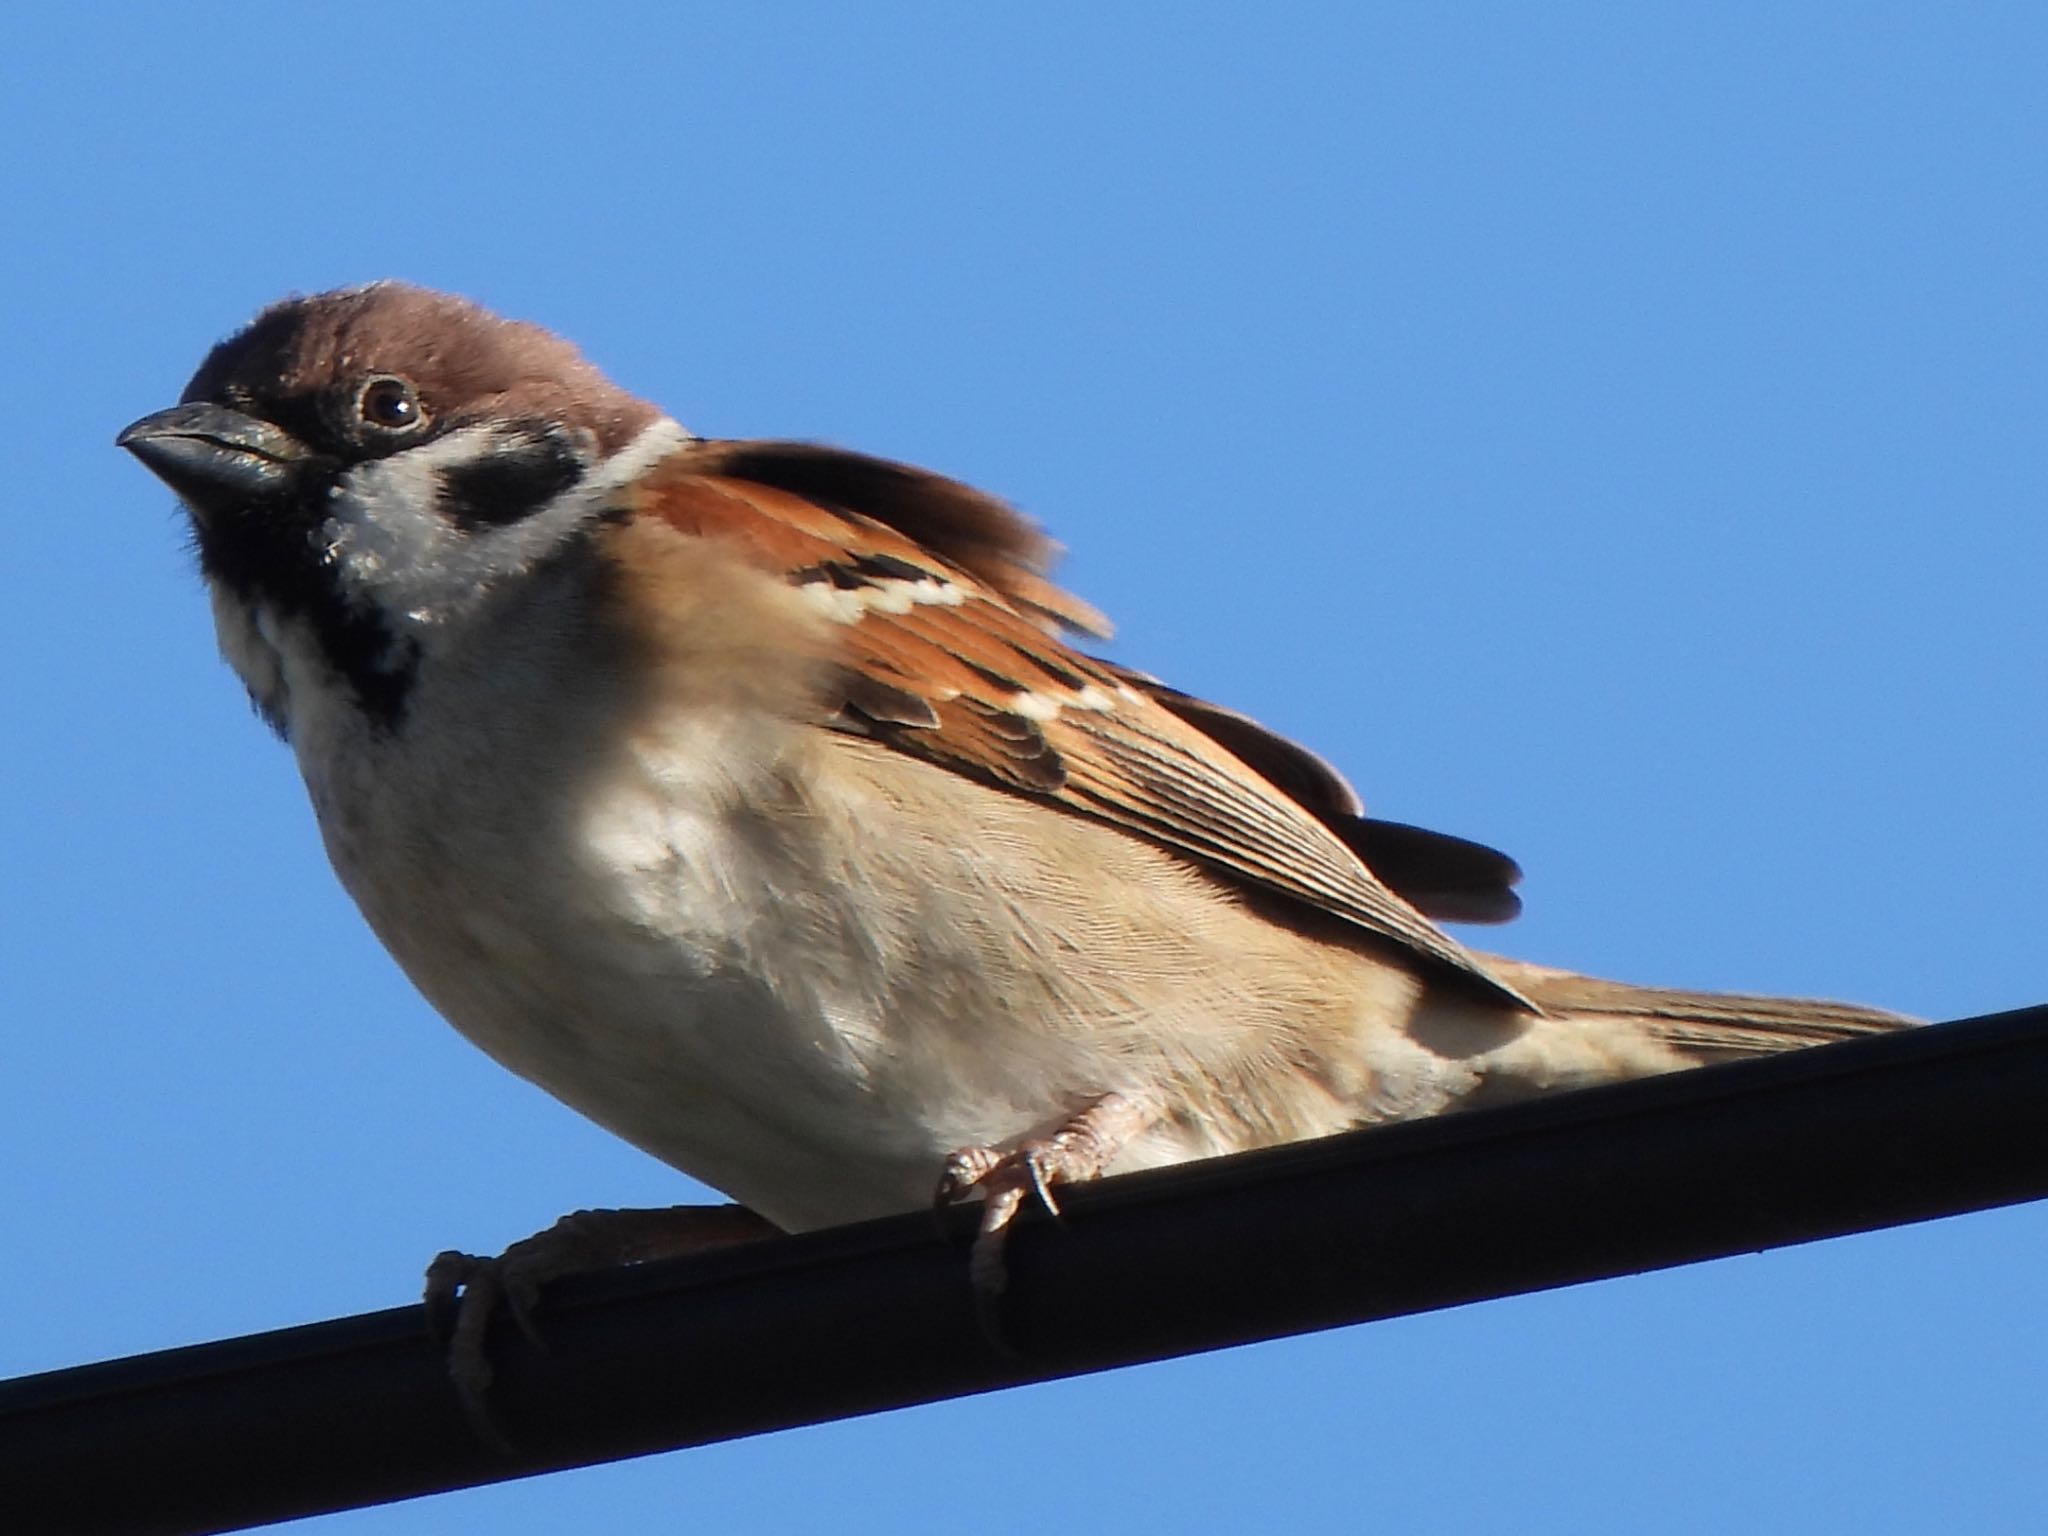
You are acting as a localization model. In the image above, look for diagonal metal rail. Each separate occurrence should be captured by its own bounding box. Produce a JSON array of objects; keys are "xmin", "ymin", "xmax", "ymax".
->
[{"xmin": 3, "ymin": 1004, "xmax": 2043, "ymax": 1536}]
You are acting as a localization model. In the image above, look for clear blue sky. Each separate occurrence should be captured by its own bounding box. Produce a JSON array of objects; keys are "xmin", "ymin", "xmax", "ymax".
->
[{"xmin": 4, "ymin": 6, "xmax": 2043, "ymax": 1531}]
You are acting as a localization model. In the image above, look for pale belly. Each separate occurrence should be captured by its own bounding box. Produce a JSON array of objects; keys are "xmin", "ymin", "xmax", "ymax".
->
[{"xmin": 305, "ymin": 715, "xmax": 1457, "ymax": 1233}]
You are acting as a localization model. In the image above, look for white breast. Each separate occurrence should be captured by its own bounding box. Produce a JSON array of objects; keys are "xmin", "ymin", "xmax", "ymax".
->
[{"xmin": 246, "ymin": 549, "xmax": 1474, "ymax": 1233}]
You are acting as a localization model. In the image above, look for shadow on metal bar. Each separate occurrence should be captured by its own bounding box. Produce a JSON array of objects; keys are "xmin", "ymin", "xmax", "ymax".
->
[{"xmin": 2, "ymin": 1004, "xmax": 2042, "ymax": 1536}]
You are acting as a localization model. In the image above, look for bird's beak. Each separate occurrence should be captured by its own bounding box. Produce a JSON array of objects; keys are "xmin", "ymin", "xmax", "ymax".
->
[{"xmin": 117, "ymin": 403, "xmax": 311, "ymax": 520}]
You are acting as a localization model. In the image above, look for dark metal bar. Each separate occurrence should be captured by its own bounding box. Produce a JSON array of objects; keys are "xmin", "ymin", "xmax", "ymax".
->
[{"xmin": 3, "ymin": 1004, "xmax": 2043, "ymax": 1536}]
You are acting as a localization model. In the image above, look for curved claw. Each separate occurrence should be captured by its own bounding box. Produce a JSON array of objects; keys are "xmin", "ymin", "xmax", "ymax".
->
[
  {"xmin": 1023, "ymin": 1149, "xmax": 1064, "ymax": 1220},
  {"xmin": 932, "ymin": 1093, "xmax": 1157, "ymax": 1329},
  {"xmin": 424, "ymin": 1248, "xmax": 484, "ymax": 1334},
  {"xmin": 418, "ymin": 1205, "xmax": 784, "ymax": 1452},
  {"xmin": 422, "ymin": 1249, "xmax": 515, "ymax": 1453}
]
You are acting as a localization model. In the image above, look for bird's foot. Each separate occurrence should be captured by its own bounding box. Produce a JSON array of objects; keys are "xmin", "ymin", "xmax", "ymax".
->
[
  {"xmin": 934, "ymin": 1092, "xmax": 1154, "ymax": 1307},
  {"xmin": 424, "ymin": 1203, "xmax": 780, "ymax": 1450}
]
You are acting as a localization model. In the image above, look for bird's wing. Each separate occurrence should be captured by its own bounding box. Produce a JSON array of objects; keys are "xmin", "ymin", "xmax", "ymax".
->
[{"xmin": 627, "ymin": 439, "xmax": 1528, "ymax": 1005}]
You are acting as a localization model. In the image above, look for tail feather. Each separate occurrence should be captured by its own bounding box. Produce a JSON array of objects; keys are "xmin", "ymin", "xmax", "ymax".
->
[{"xmin": 1476, "ymin": 953, "xmax": 1916, "ymax": 1066}]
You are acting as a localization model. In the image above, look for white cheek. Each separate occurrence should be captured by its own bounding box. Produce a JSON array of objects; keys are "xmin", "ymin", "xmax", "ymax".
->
[
  {"xmin": 322, "ymin": 427, "xmax": 495, "ymax": 626},
  {"xmin": 208, "ymin": 583, "xmax": 288, "ymax": 720},
  {"xmin": 321, "ymin": 416, "xmax": 694, "ymax": 632}
]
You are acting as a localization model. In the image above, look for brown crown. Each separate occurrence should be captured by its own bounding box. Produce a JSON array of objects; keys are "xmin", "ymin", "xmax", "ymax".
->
[{"xmin": 181, "ymin": 281, "xmax": 661, "ymax": 455}]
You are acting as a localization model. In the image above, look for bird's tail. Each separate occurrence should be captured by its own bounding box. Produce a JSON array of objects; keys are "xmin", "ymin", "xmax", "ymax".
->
[{"xmin": 1476, "ymin": 952, "xmax": 1916, "ymax": 1067}]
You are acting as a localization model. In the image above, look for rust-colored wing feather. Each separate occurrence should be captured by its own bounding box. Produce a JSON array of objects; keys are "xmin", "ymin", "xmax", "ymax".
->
[{"xmin": 629, "ymin": 439, "xmax": 1526, "ymax": 1004}]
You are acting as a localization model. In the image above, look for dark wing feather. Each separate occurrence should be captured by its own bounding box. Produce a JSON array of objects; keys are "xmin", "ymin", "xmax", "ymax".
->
[
  {"xmin": 1338, "ymin": 820, "xmax": 1522, "ymax": 924},
  {"xmin": 1099, "ymin": 664, "xmax": 1523, "ymax": 924}
]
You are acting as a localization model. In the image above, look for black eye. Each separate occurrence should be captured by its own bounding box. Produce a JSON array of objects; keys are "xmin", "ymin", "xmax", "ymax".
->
[{"xmin": 356, "ymin": 376, "xmax": 426, "ymax": 433}]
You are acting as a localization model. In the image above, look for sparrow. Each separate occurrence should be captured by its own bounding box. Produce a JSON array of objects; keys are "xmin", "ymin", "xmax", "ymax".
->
[{"xmin": 118, "ymin": 281, "xmax": 1910, "ymax": 1357}]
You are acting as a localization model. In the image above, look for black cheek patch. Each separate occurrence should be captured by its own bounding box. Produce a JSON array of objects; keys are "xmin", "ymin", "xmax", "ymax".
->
[
  {"xmin": 195, "ymin": 508, "xmax": 420, "ymax": 736},
  {"xmin": 438, "ymin": 432, "xmax": 583, "ymax": 529}
]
